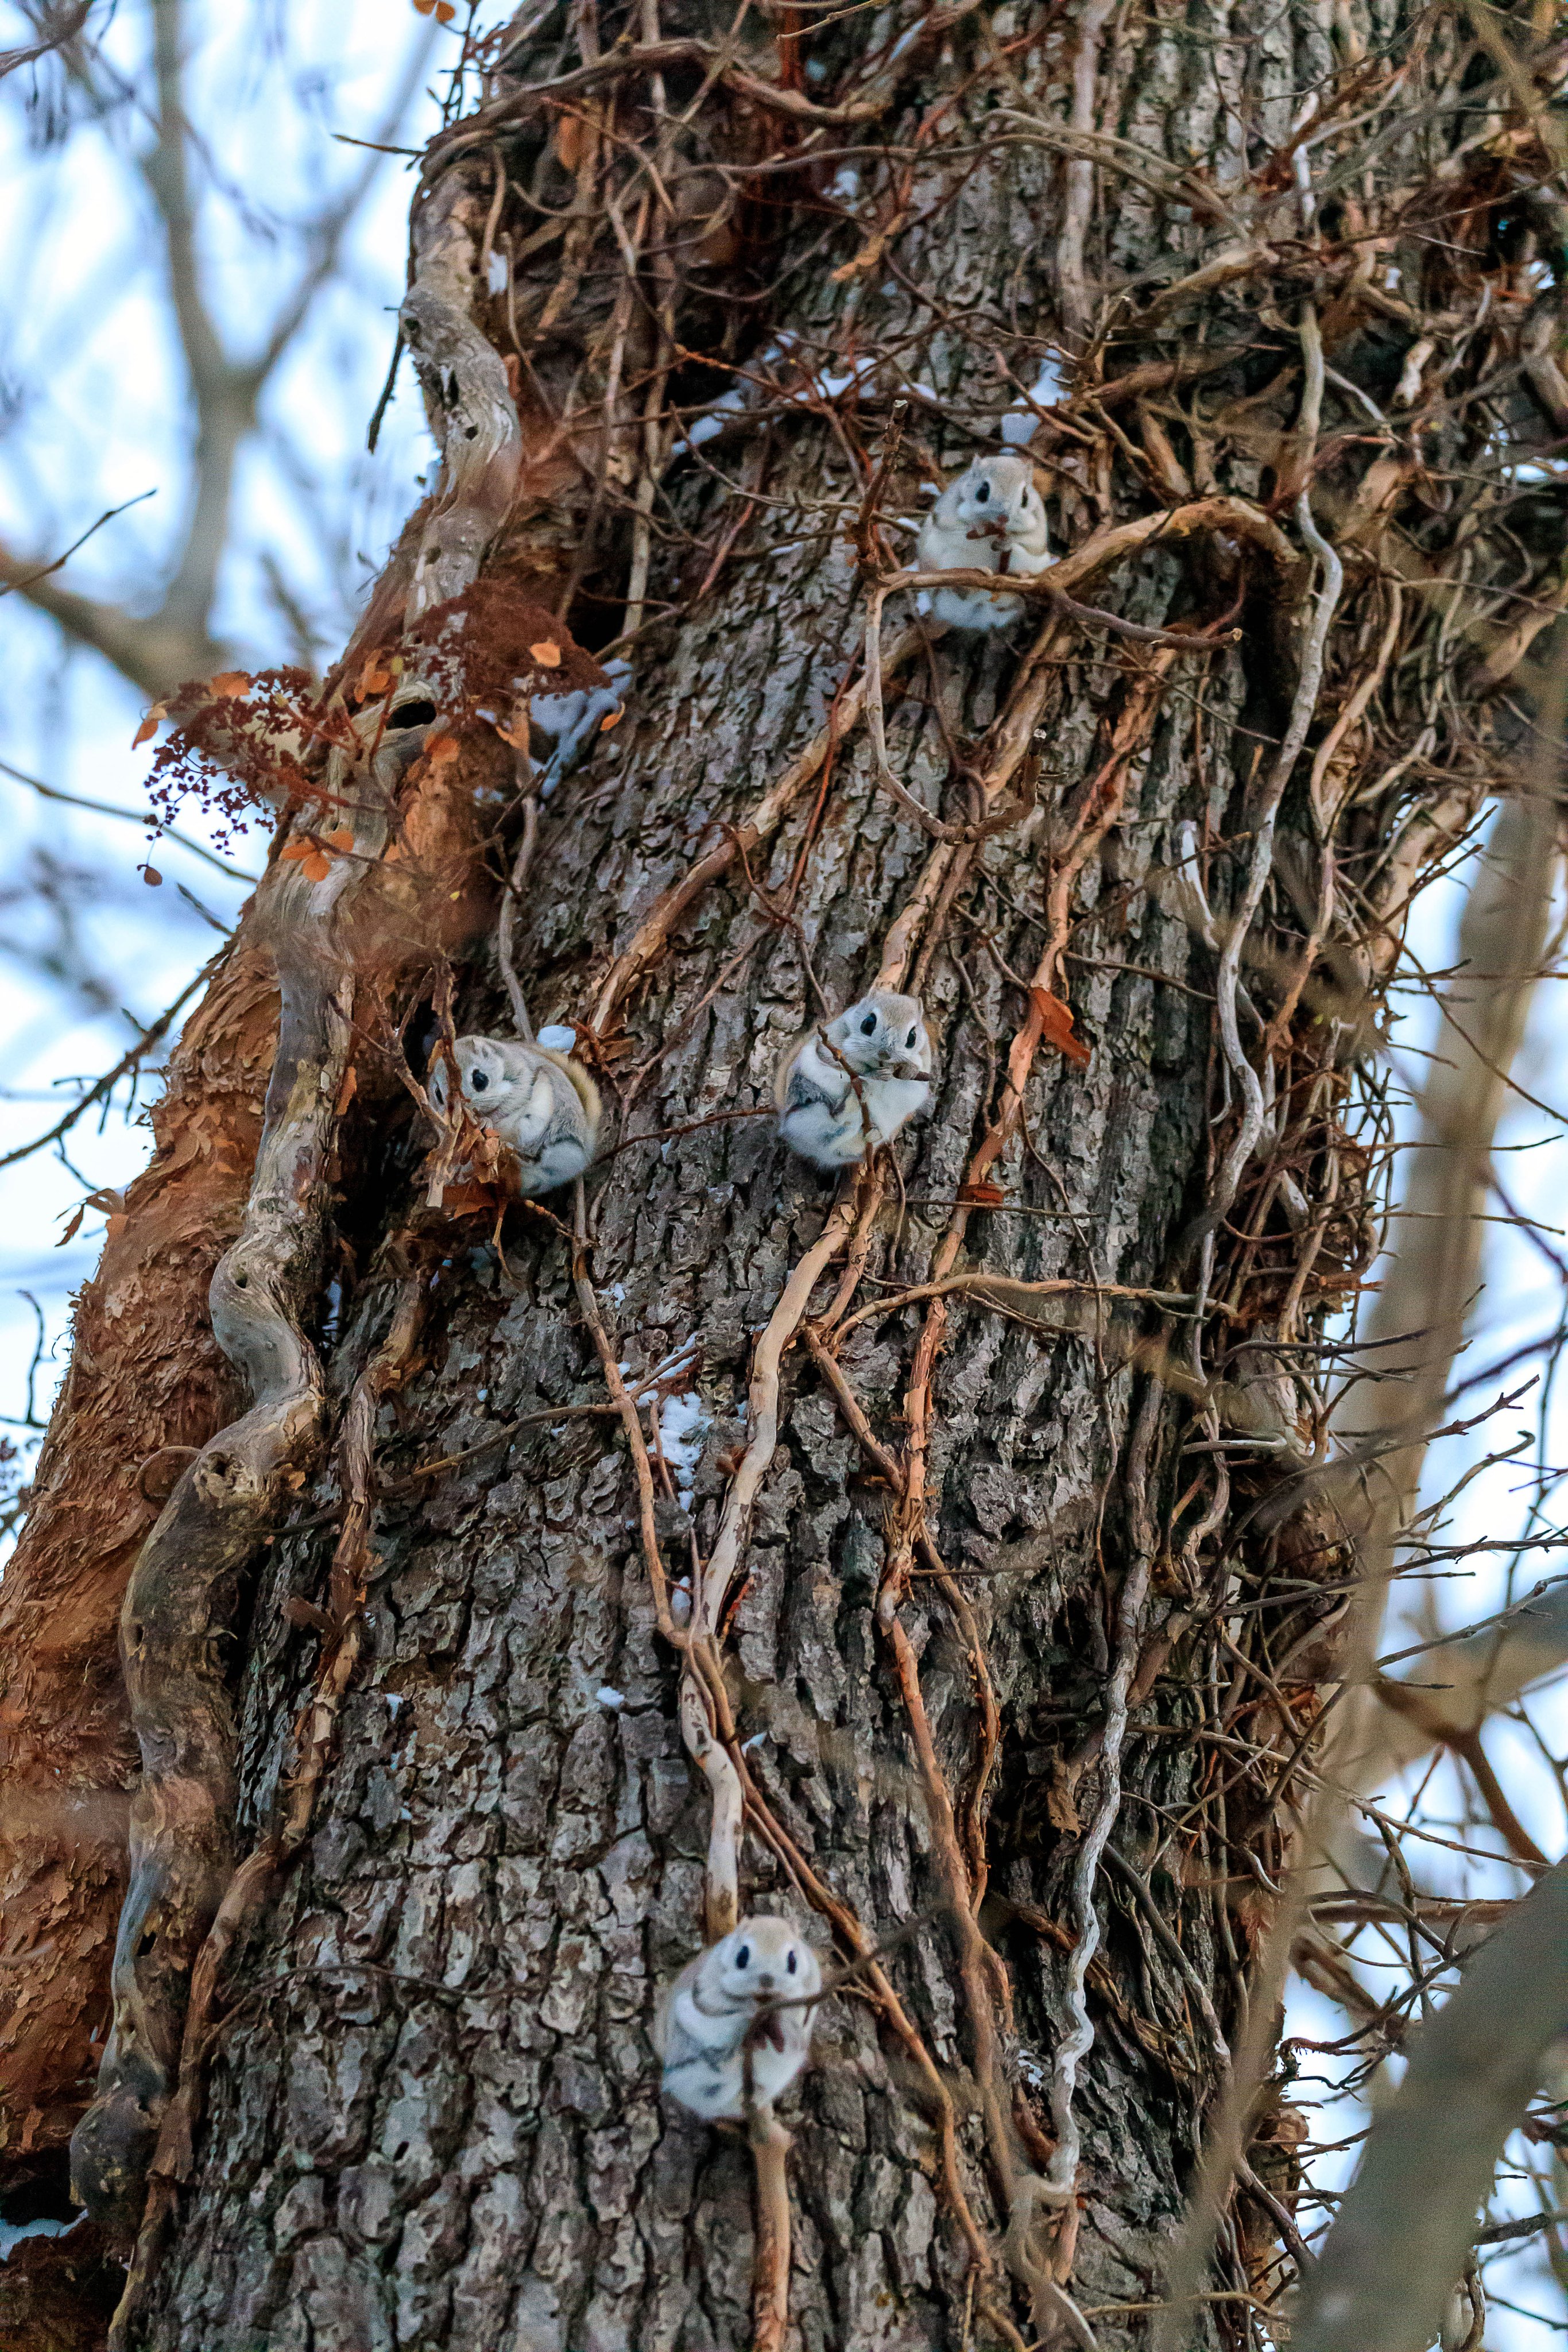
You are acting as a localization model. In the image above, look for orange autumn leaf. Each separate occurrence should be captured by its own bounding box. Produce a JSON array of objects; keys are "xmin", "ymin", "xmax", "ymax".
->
[
  {"xmin": 324, "ymin": 829, "xmax": 355, "ymax": 854},
  {"xmin": 132, "ymin": 701, "xmax": 167, "ymax": 748},
  {"xmin": 575, "ymin": 1025, "xmax": 636, "ymax": 1070},
  {"xmin": 958, "ymin": 1179, "xmax": 1008, "ymax": 1208},
  {"xmin": 552, "ymin": 111, "xmax": 589, "ymax": 173},
  {"xmin": 1031, "ymin": 986, "xmax": 1091, "ymax": 1069},
  {"xmin": 142, "ymin": 865, "xmax": 163, "ymax": 887},
  {"xmin": 281, "ymin": 839, "xmax": 332, "ymax": 884},
  {"xmin": 413, "ymin": 0, "xmax": 456, "ymax": 19},
  {"xmin": 425, "ymin": 733, "xmax": 460, "ymax": 767},
  {"xmin": 440, "ymin": 1181, "xmax": 503, "ymax": 1218},
  {"xmin": 208, "ymin": 671, "xmax": 250, "ymax": 697},
  {"xmin": 599, "ymin": 707, "xmax": 622, "ymax": 732},
  {"xmin": 529, "ymin": 640, "xmax": 562, "ymax": 669}
]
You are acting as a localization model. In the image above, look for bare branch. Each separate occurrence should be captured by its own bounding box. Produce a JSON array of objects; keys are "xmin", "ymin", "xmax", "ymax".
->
[
  {"xmin": 1293, "ymin": 1860, "xmax": 1568, "ymax": 2352},
  {"xmin": 0, "ymin": 490, "xmax": 154, "ymax": 600},
  {"xmin": 0, "ymin": 950, "xmax": 223, "ymax": 1175},
  {"xmin": 0, "ymin": 0, "xmax": 95, "ymax": 80},
  {"xmin": 0, "ymin": 753, "xmax": 259, "ymax": 884},
  {"xmin": 1329, "ymin": 768, "xmax": 1564, "ymax": 1798},
  {"xmin": 3, "ymin": 3, "xmax": 432, "ymax": 695},
  {"xmin": 0, "ymin": 540, "xmax": 223, "ymax": 699}
]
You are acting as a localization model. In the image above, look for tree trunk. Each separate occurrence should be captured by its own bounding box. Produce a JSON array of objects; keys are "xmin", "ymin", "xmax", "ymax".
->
[{"xmin": 1, "ymin": 2, "xmax": 1558, "ymax": 2347}]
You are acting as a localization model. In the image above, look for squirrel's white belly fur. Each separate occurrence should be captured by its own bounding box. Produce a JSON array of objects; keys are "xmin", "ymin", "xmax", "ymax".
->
[{"xmin": 779, "ymin": 1070, "xmax": 932, "ymax": 1169}]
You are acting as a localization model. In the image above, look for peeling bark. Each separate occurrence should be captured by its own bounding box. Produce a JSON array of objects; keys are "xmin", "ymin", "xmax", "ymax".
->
[
  {"xmin": 0, "ymin": 948, "xmax": 277, "ymax": 2157},
  {"xmin": 69, "ymin": 150, "xmax": 535, "ymax": 2240}
]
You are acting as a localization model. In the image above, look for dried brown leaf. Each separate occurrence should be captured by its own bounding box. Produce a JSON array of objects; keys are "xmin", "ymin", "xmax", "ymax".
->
[{"xmin": 1031, "ymin": 985, "xmax": 1091, "ymax": 1068}]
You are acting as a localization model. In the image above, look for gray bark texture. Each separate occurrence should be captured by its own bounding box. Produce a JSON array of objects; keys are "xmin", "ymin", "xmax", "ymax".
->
[
  {"xmin": 167, "ymin": 751, "xmax": 1212, "ymax": 2343},
  {"xmin": 2, "ymin": 0, "xmax": 1561, "ymax": 2345}
]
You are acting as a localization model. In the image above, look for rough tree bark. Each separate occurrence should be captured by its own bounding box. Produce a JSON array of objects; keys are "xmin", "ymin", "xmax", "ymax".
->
[{"xmin": 1, "ymin": 2, "xmax": 1562, "ymax": 2349}]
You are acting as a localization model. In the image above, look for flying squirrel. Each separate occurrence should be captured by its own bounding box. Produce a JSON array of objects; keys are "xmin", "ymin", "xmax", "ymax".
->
[
  {"xmin": 653, "ymin": 1916, "xmax": 822, "ymax": 2120},
  {"xmin": 915, "ymin": 451, "xmax": 1050, "ymax": 631},
  {"xmin": 774, "ymin": 989, "xmax": 933, "ymax": 1170},
  {"xmin": 428, "ymin": 1034, "xmax": 601, "ymax": 1197}
]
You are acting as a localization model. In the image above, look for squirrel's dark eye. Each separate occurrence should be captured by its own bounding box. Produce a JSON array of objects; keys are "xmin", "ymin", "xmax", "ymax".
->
[
  {"xmin": 861, "ymin": 1012, "xmax": 877, "ymax": 1036},
  {"xmin": 471, "ymin": 1070, "xmax": 489, "ymax": 1092},
  {"xmin": 735, "ymin": 1944, "xmax": 750, "ymax": 1969},
  {"xmin": 974, "ymin": 479, "xmax": 990, "ymax": 504},
  {"xmin": 907, "ymin": 1027, "xmax": 917, "ymax": 1049},
  {"xmin": 786, "ymin": 1949, "xmax": 798, "ymax": 1974}
]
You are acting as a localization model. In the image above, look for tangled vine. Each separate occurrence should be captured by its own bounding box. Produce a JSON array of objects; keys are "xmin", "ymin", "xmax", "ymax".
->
[{"xmin": 30, "ymin": 2, "xmax": 1568, "ymax": 2347}]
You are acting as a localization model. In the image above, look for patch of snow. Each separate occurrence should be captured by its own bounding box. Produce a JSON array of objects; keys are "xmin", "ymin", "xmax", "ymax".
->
[
  {"xmin": 1000, "ymin": 354, "xmax": 1067, "ymax": 444},
  {"xmin": 742, "ymin": 1731, "xmax": 766, "ymax": 1753},
  {"xmin": 597, "ymin": 1685, "xmax": 626, "ymax": 1710},
  {"xmin": 673, "ymin": 383, "xmax": 749, "ymax": 455},
  {"xmin": 670, "ymin": 1581, "xmax": 692, "ymax": 1627},
  {"xmin": 633, "ymin": 1340, "xmax": 702, "ymax": 1399},
  {"xmin": 537, "ymin": 1024, "xmax": 576, "ymax": 1052},
  {"xmin": 532, "ymin": 688, "xmax": 589, "ymax": 736},
  {"xmin": 0, "ymin": 2216, "xmax": 79, "ymax": 2262},
  {"xmin": 528, "ymin": 660, "xmax": 631, "ymax": 795},
  {"xmin": 1016, "ymin": 2043, "xmax": 1048, "ymax": 2091},
  {"xmin": 486, "ymin": 249, "xmax": 509, "ymax": 296},
  {"xmin": 808, "ymin": 353, "xmax": 877, "ymax": 403},
  {"xmin": 828, "ymin": 164, "xmax": 860, "ymax": 204},
  {"xmin": 659, "ymin": 1390, "xmax": 708, "ymax": 1510}
]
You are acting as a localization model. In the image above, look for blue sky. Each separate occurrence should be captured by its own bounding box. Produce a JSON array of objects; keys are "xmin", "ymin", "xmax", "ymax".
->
[{"xmin": 0, "ymin": 0, "xmax": 451, "ymax": 1432}]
